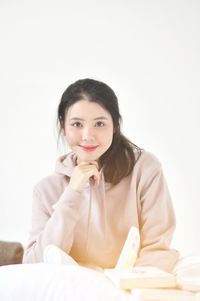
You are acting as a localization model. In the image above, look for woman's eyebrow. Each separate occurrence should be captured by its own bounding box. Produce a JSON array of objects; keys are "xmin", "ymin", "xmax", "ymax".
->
[
  {"xmin": 70, "ymin": 116, "xmax": 108, "ymax": 121},
  {"xmin": 94, "ymin": 116, "xmax": 108, "ymax": 120}
]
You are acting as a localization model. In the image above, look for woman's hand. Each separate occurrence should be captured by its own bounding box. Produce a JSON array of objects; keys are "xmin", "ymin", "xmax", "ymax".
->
[{"xmin": 69, "ymin": 161, "xmax": 100, "ymax": 192}]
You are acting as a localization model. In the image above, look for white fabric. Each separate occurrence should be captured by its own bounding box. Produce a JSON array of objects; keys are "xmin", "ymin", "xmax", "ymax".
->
[
  {"xmin": 43, "ymin": 245, "xmax": 79, "ymax": 266},
  {"xmin": 0, "ymin": 263, "xmax": 130, "ymax": 301},
  {"xmin": 43, "ymin": 245, "xmax": 200, "ymax": 292},
  {"xmin": 0, "ymin": 253, "xmax": 200, "ymax": 301},
  {"xmin": 173, "ymin": 254, "xmax": 200, "ymax": 292}
]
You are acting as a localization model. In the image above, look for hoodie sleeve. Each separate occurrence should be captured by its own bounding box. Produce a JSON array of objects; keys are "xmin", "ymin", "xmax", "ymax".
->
[
  {"xmin": 135, "ymin": 157, "xmax": 179, "ymax": 272},
  {"xmin": 23, "ymin": 184, "xmax": 83, "ymax": 263}
]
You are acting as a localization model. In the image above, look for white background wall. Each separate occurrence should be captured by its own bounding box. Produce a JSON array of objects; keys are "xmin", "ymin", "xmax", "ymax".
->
[{"xmin": 0, "ymin": 0, "xmax": 199, "ymax": 256}]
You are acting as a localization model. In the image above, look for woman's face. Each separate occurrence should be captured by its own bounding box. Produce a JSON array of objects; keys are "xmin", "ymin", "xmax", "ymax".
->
[{"xmin": 63, "ymin": 100, "xmax": 114, "ymax": 164}]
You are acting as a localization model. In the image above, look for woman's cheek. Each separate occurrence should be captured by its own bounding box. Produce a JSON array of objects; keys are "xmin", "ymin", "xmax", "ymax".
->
[{"xmin": 65, "ymin": 129, "xmax": 79, "ymax": 146}]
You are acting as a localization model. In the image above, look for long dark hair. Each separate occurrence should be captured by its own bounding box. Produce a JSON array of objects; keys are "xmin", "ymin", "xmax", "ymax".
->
[{"xmin": 57, "ymin": 78, "xmax": 142, "ymax": 185}]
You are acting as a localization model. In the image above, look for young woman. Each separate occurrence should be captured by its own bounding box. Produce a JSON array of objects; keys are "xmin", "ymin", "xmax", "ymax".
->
[{"xmin": 23, "ymin": 78, "xmax": 179, "ymax": 271}]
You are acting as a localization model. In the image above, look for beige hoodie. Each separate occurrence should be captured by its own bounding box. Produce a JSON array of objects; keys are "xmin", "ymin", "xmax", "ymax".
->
[{"xmin": 23, "ymin": 150, "xmax": 179, "ymax": 271}]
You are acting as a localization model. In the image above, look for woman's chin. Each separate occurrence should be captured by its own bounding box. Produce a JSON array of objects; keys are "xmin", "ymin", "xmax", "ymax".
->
[{"xmin": 76, "ymin": 153, "xmax": 99, "ymax": 164}]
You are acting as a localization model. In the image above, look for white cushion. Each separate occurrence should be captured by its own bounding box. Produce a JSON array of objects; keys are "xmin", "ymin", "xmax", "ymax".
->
[{"xmin": 0, "ymin": 263, "xmax": 128, "ymax": 301}]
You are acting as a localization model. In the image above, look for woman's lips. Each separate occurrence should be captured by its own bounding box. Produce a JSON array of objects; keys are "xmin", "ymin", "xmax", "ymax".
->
[{"xmin": 80, "ymin": 145, "xmax": 98, "ymax": 152}]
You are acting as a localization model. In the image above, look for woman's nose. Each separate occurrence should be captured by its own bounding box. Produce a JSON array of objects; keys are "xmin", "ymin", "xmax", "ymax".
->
[{"xmin": 82, "ymin": 127, "xmax": 95, "ymax": 141}]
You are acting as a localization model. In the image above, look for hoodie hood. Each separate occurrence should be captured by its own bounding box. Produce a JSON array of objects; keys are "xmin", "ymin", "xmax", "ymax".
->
[
  {"xmin": 55, "ymin": 147, "xmax": 142, "ymax": 180},
  {"xmin": 55, "ymin": 152, "xmax": 77, "ymax": 177}
]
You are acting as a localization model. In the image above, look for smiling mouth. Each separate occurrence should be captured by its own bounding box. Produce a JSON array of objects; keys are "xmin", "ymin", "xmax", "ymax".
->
[{"xmin": 80, "ymin": 145, "xmax": 98, "ymax": 152}]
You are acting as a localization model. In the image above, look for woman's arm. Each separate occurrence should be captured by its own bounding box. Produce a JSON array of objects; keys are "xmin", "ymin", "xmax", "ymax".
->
[
  {"xmin": 23, "ymin": 185, "xmax": 83, "ymax": 263},
  {"xmin": 135, "ymin": 163, "xmax": 179, "ymax": 272},
  {"xmin": 23, "ymin": 161, "xmax": 100, "ymax": 264}
]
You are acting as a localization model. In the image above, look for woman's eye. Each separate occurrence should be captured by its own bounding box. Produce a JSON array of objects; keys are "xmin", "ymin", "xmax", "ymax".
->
[
  {"xmin": 95, "ymin": 121, "xmax": 105, "ymax": 127},
  {"xmin": 71, "ymin": 122, "xmax": 83, "ymax": 127}
]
